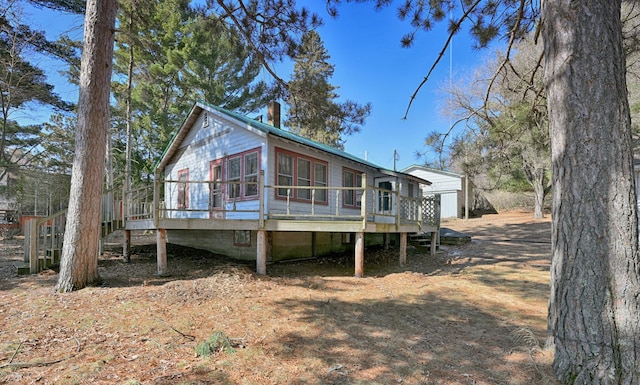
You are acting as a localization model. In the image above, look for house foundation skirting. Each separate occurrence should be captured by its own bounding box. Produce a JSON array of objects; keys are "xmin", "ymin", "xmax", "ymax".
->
[{"xmin": 124, "ymin": 228, "xmax": 438, "ymax": 278}]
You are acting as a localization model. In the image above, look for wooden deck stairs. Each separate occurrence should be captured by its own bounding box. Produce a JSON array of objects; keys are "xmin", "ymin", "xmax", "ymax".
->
[
  {"xmin": 18, "ymin": 189, "xmax": 125, "ymax": 275},
  {"xmin": 408, "ymin": 227, "xmax": 472, "ymax": 252},
  {"xmin": 409, "ymin": 232, "xmax": 440, "ymax": 252}
]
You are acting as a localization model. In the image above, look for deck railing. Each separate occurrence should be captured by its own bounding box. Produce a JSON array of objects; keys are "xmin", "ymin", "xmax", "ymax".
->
[
  {"xmin": 121, "ymin": 172, "xmax": 440, "ymax": 229},
  {"xmin": 124, "ymin": 184, "xmax": 155, "ymax": 221}
]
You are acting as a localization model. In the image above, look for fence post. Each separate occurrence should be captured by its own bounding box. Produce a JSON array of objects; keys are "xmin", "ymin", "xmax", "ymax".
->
[
  {"xmin": 23, "ymin": 220, "xmax": 30, "ymax": 263},
  {"xmin": 29, "ymin": 218, "xmax": 38, "ymax": 274}
]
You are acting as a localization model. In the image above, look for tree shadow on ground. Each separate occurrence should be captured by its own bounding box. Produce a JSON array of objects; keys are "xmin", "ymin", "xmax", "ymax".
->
[{"xmin": 267, "ymin": 291, "xmax": 553, "ymax": 384}]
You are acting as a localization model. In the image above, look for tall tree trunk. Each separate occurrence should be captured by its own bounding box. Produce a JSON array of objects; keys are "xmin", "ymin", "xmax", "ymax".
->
[
  {"xmin": 545, "ymin": 1, "xmax": 640, "ymax": 383},
  {"xmin": 123, "ymin": 14, "xmax": 134, "ymax": 263},
  {"xmin": 532, "ymin": 179, "xmax": 545, "ymax": 219},
  {"xmin": 55, "ymin": 0, "xmax": 118, "ymax": 292}
]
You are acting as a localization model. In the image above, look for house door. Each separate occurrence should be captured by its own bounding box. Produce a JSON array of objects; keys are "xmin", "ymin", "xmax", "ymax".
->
[
  {"xmin": 210, "ymin": 160, "xmax": 224, "ymax": 219},
  {"xmin": 378, "ymin": 181, "xmax": 393, "ymax": 213}
]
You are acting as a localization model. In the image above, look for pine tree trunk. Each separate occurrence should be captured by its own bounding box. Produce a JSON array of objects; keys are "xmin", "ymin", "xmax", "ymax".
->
[
  {"xmin": 55, "ymin": 0, "xmax": 118, "ymax": 292},
  {"xmin": 532, "ymin": 181, "xmax": 544, "ymax": 219},
  {"xmin": 544, "ymin": 1, "xmax": 640, "ymax": 383}
]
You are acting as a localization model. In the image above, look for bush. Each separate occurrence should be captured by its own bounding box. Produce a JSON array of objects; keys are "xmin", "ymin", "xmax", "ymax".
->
[{"xmin": 195, "ymin": 331, "xmax": 235, "ymax": 357}]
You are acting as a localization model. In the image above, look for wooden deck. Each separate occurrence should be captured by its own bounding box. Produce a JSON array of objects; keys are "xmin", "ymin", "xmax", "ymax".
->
[
  {"xmin": 20, "ymin": 175, "xmax": 441, "ymax": 277},
  {"xmin": 119, "ymin": 173, "xmax": 440, "ymax": 277}
]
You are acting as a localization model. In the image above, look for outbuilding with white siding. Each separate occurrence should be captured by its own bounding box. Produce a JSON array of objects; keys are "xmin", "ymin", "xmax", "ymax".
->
[{"xmin": 402, "ymin": 165, "xmax": 472, "ymax": 219}]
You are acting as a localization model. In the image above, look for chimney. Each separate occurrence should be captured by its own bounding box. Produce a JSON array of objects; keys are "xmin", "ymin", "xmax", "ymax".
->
[{"xmin": 267, "ymin": 101, "xmax": 281, "ymax": 128}]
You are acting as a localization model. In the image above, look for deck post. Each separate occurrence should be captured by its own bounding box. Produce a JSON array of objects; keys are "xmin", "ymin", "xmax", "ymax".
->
[
  {"xmin": 256, "ymin": 229, "xmax": 267, "ymax": 275},
  {"xmin": 257, "ymin": 171, "xmax": 267, "ymax": 275},
  {"xmin": 430, "ymin": 230, "xmax": 437, "ymax": 256},
  {"xmin": 400, "ymin": 232, "xmax": 407, "ymax": 266},
  {"xmin": 123, "ymin": 229, "xmax": 131, "ymax": 262},
  {"xmin": 355, "ymin": 231, "xmax": 364, "ymax": 278},
  {"xmin": 157, "ymin": 228, "xmax": 167, "ymax": 275}
]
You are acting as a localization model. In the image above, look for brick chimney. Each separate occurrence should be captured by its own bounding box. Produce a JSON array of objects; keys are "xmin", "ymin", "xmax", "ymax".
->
[{"xmin": 267, "ymin": 101, "xmax": 281, "ymax": 128}]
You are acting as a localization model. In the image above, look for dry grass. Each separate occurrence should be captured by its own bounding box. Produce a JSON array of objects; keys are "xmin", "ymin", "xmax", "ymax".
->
[{"xmin": 0, "ymin": 211, "xmax": 559, "ymax": 385}]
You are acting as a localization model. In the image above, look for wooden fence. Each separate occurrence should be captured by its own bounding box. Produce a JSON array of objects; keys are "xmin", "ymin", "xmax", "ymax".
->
[{"xmin": 23, "ymin": 210, "xmax": 66, "ymax": 274}]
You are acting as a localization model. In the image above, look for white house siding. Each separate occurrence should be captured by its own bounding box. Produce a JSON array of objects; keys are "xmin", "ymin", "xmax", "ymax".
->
[
  {"xmin": 164, "ymin": 110, "xmax": 267, "ymax": 219},
  {"xmin": 162, "ymin": 108, "xmax": 421, "ymax": 223}
]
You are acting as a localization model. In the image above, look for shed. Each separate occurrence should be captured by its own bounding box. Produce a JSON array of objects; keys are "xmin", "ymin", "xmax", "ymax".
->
[{"xmin": 401, "ymin": 165, "xmax": 472, "ymax": 219}]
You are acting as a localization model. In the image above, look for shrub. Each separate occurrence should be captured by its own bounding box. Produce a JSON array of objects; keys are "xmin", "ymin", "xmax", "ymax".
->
[{"xmin": 195, "ymin": 331, "xmax": 235, "ymax": 357}]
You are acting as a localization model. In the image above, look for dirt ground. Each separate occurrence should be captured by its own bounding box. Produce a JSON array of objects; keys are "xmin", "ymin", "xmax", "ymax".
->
[{"xmin": 0, "ymin": 211, "xmax": 559, "ymax": 385}]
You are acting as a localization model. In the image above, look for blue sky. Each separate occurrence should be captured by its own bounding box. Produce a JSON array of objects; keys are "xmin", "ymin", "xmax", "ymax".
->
[
  {"xmin": 25, "ymin": 1, "xmax": 492, "ymax": 172},
  {"xmin": 290, "ymin": 2, "xmax": 487, "ymax": 171}
]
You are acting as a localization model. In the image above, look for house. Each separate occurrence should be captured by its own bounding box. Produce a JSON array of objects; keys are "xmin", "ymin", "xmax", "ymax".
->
[
  {"xmin": 122, "ymin": 102, "xmax": 441, "ymax": 277},
  {"xmin": 401, "ymin": 165, "xmax": 472, "ymax": 219}
]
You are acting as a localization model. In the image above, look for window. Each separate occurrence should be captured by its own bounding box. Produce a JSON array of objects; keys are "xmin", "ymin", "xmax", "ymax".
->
[
  {"xmin": 277, "ymin": 152, "xmax": 293, "ymax": 197},
  {"xmin": 223, "ymin": 148, "xmax": 261, "ymax": 201},
  {"xmin": 228, "ymin": 156, "xmax": 241, "ymax": 199},
  {"xmin": 244, "ymin": 152, "xmax": 259, "ymax": 197},
  {"xmin": 314, "ymin": 163, "xmax": 327, "ymax": 202},
  {"xmin": 177, "ymin": 169, "xmax": 189, "ymax": 209},
  {"xmin": 275, "ymin": 148, "xmax": 328, "ymax": 203},
  {"xmin": 234, "ymin": 230, "xmax": 251, "ymax": 246},
  {"xmin": 343, "ymin": 168, "xmax": 363, "ymax": 208},
  {"xmin": 297, "ymin": 158, "xmax": 311, "ymax": 199}
]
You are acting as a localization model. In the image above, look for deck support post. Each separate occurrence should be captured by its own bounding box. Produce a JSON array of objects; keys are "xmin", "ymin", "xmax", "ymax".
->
[
  {"xmin": 157, "ymin": 228, "xmax": 167, "ymax": 275},
  {"xmin": 123, "ymin": 229, "xmax": 131, "ymax": 263},
  {"xmin": 399, "ymin": 232, "xmax": 407, "ymax": 266},
  {"xmin": 355, "ymin": 231, "xmax": 364, "ymax": 278},
  {"xmin": 430, "ymin": 230, "xmax": 437, "ymax": 256},
  {"xmin": 257, "ymin": 229, "xmax": 267, "ymax": 275}
]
